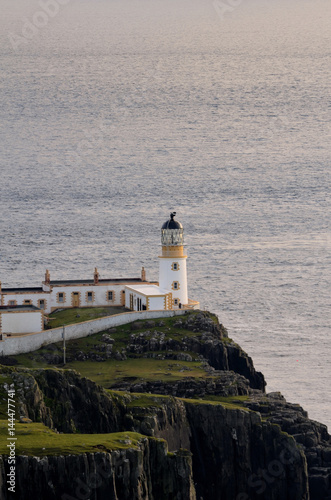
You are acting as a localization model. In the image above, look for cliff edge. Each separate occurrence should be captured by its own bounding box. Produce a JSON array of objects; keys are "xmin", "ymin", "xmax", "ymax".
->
[{"xmin": 0, "ymin": 311, "xmax": 330, "ymax": 499}]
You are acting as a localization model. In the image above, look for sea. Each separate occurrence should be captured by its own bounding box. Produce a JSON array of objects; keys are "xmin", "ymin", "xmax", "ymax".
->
[{"xmin": 0, "ymin": 0, "xmax": 330, "ymax": 429}]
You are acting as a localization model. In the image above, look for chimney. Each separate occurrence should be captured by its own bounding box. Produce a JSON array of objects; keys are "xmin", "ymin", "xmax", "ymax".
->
[
  {"xmin": 45, "ymin": 269, "xmax": 50, "ymax": 285},
  {"xmin": 141, "ymin": 267, "xmax": 146, "ymax": 281},
  {"xmin": 94, "ymin": 267, "xmax": 99, "ymax": 285}
]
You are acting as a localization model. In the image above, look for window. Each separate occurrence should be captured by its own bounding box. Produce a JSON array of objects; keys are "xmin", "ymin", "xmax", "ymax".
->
[
  {"xmin": 58, "ymin": 293, "xmax": 64, "ymax": 303},
  {"xmin": 106, "ymin": 290, "xmax": 115, "ymax": 302},
  {"xmin": 23, "ymin": 299, "xmax": 32, "ymax": 305},
  {"xmin": 8, "ymin": 300, "xmax": 16, "ymax": 306},
  {"xmin": 173, "ymin": 282, "xmax": 178, "ymax": 290},
  {"xmin": 171, "ymin": 262, "xmax": 180, "ymax": 271},
  {"xmin": 85, "ymin": 291, "xmax": 94, "ymax": 303},
  {"xmin": 174, "ymin": 298, "xmax": 179, "ymax": 305},
  {"xmin": 38, "ymin": 299, "xmax": 45, "ymax": 310}
]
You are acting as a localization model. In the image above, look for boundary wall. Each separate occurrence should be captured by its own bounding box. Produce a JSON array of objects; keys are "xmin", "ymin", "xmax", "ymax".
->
[{"xmin": 0, "ymin": 309, "xmax": 187, "ymax": 356}]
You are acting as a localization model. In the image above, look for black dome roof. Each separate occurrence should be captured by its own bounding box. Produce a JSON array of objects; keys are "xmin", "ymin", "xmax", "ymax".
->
[{"xmin": 161, "ymin": 212, "xmax": 183, "ymax": 230}]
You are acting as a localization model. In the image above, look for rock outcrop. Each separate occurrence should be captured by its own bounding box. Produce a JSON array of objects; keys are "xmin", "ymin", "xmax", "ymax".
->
[
  {"xmin": 0, "ymin": 439, "xmax": 196, "ymax": 500},
  {"xmin": 125, "ymin": 313, "xmax": 266, "ymax": 391},
  {"xmin": 8, "ymin": 367, "xmax": 121, "ymax": 434},
  {"xmin": 31, "ymin": 312, "xmax": 266, "ymax": 392},
  {"xmin": 0, "ymin": 311, "xmax": 330, "ymax": 499},
  {"xmin": 111, "ymin": 371, "xmax": 253, "ymax": 397},
  {"xmin": 185, "ymin": 402, "xmax": 309, "ymax": 500},
  {"xmin": 244, "ymin": 392, "xmax": 331, "ymax": 500},
  {"xmin": 1, "ymin": 365, "xmax": 330, "ymax": 498}
]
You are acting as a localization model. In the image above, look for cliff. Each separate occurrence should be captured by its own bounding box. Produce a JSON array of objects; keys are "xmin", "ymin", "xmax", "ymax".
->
[
  {"xmin": 0, "ymin": 311, "xmax": 330, "ymax": 499},
  {"xmin": 0, "ymin": 439, "xmax": 196, "ymax": 500}
]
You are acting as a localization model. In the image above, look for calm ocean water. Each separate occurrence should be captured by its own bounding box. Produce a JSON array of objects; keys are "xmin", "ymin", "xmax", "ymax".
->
[{"xmin": 0, "ymin": 0, "xmax": 330, "ymax": 428}]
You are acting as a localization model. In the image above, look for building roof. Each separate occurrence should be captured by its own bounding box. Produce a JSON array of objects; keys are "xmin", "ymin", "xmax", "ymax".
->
[
  {"xmin": 0, "ymin": 305, "xmax": 41, "ymax": 312},
  {"xmin": 161, "ymin": 212, "xmax": 183, "ymax": 230},
  {"xmin": 126, "ymin": 284, "xmax": 170, "ymax": 296},
  {"xmin": 1, "ymin": 287, "xmax": 45, "ymax": 294},
  {"xmin": 49, "ymin": 278, "xmax": 157, "ymax": 286}
]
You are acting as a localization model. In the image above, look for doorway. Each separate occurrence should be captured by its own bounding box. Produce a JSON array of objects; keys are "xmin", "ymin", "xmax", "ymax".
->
[{"xmin": 72, "ymin": 292, "xmax": 80, "ymax": 308}]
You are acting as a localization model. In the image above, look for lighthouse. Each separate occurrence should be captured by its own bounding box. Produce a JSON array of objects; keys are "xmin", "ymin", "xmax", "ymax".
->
[
  {"xmin": 159, "ymin": 212, "xmax": 188, "ymax": 308},
  {"xmin": 1, "ymin": 213, "xmax": 198, "ymax": 329}
]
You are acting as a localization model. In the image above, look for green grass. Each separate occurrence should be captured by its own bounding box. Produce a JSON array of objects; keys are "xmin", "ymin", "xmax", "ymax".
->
[
  {"xmin": 12, "ymin": 329, "xmax": 129, "ymax": 369},
  {"xmin": 8, "ymin": 311, "xmax": 226, "ymax": 393},
  {"xmin": 46, "ymin": 307, "xmax": 126, "ymax": 328},
  {"xmin": 102, "ymin": 311, "xmax": 220, "ymax": 342},
  {"xmin": 107, "ymin": 390, "xmax": 250, "ymax": 412},
  {"xmin": 14, "ymin": 311, "xmax": 222, "ymax": 360},
  {"xmin": 180, "ymin": 395, "xmax": 250, "ymax": 411},
  {"xmin": 7, "ymin": 354, "xmax": 50, "ymax": 370},
  {"xmin": 12, "ymin": 313, "xmax": 206, "ymax": 370},
  {"xmin": 11, "ymin": 310, "xmax": 222, "ymax": 369},
  {"xmin": 200, "ymin": 395, "xmax": 249, "ymax": 404},
  {"xmin": 0, "ymin": 420, "xmax": 144, "ymax": 457},
  {"xmin": 125, "ymin": 393, "xmax": 171, "ymax": 408},
  {"xmin": 99, "ymin": 319, "xmax": 193, "ymax": 341},
  {"xmin": 108, "ymin": 390, "xmax": 250, "ymax": 410},
  {"xmin": 107, "ymin": 389, "xmax": 251, "ymax": 414},
  {"xmin": 66, "ymin": 358, "xmax": 208, "ymax": 388}
]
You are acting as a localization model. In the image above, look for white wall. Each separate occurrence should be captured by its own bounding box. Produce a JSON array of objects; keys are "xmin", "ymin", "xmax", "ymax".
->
[
  {"xmin": 125, "ymin": 288, "xmax": 168, "ymax": 312},
  {"xmin": 125, "ymin": 291, "xmax": 131, "ymax": 309},
  {"xmin": 49, "ymin": 284, "xmax": 126, "ymax": 310},
  {"xmin": 2, "ymin": 283, "xmax": 172, "ymax": 314},
  {"xmin": 125, "ymin": 290, "xmax": 147, "ymax": 311},
  {"xmin": 2, "ymin": 293, "xmax": 51, "ymax": 313},
  {"xmin": 148, "ymin": 296, "xmax": 166, "ymax": 311},
  {"xmin": 159, "ymin": 257, "xmax": 188, "ymax": 305},
  {"xmin": 1, "ymin": 311, "xmax": 43, "ymax": 334},
  {"xmin": 1, "ymin": 284, "xmax": 129, "ymax": 314},
  {"xmin": 0, "ymin": 310, "xmax": 187, "ymax": 356}
]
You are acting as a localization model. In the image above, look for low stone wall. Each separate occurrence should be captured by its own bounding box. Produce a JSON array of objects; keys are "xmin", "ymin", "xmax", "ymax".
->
[{"xmin": 0, "ymin": 309, "xmax": 186, "ymax": 357}]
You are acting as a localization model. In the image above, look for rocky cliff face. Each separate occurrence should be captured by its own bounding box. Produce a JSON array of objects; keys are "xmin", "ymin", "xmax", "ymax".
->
[
  {"xmin": 0, "ymin": 439, "xmax": 196, "ymax": 500},
  {"xmin": 2, "ymin": 365, "xmax": 331, "ymax": 499},
  {"xmin": 6, "ymin": 367, "xmax": 121, "ymax": 434},
  {"xmin": 186, "ymin": 403, "xmax": 309, "ymax": 500},
  {"xmin": 244, "ymin": 392, "xmax": 331, "ymax": 500},
  {"xmin": 125, "ymin": 313, "xmax": 266, "ymax": 391},
  {"xmin": 0, "ymin": 312, "xmax": 330, "ymax": 499}
]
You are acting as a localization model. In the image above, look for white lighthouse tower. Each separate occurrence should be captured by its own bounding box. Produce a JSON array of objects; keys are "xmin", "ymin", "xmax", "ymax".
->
[{"xmin": 159, "ymin": 212, "xmax": 188, "ymax": 308}]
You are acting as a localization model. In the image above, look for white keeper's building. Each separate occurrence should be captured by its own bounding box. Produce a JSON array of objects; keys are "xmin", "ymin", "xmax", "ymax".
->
[{"xmin": 0, "ymin": 213, "xmax": 199, "ymax": 335}]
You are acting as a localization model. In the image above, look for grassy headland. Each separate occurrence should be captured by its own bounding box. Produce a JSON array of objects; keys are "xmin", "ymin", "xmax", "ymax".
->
[
  {"xmin": 12, "ymin": 310, "xmax": 222, "ymax": 388},
  {"xmin": 46, "ymin": 306, "xmax": 126, "ymax": 329}
]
